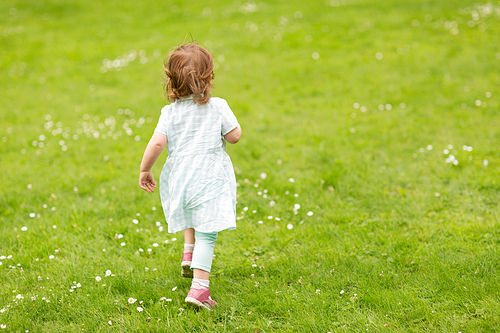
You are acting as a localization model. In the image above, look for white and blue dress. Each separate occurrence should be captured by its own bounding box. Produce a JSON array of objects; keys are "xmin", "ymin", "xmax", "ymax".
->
[{"xmin": 154, "ymin": 97, "xmax": 239, "ymax": 234}]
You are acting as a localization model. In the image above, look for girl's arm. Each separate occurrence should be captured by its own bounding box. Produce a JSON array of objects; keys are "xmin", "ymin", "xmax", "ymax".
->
[
  {"xmin": 224, "ymin": 126, "xmax": 242, "ymax": 144},
  {"xmin": 139, "ymin": 133, "xmax": 167, "ymax": 192}
]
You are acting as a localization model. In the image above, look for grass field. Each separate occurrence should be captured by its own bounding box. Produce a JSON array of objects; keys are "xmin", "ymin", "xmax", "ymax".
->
[{"xmin": 1, "ymin": 0, "xmax": 500, "ymax": 331}]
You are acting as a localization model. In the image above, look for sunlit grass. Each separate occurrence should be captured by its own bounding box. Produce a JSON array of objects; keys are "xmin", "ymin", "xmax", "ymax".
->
[{"xmin": 1, "ymin": 0, "xmax": 500, "ymax": 331}]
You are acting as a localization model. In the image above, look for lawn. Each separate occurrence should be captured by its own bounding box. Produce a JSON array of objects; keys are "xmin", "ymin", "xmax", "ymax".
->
[{"xmin": 1, "ymin": 0, "xmax": 499, "ymax": 331}]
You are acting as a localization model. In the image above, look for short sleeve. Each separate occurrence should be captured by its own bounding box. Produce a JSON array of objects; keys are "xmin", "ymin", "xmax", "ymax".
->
[
  {"xmin": 218, "ymin": 99, "xmax": 239, "ymax": 136},
  {"xmin": 153, "ymin": 105, "xmax": 170, "ymax": 136}
]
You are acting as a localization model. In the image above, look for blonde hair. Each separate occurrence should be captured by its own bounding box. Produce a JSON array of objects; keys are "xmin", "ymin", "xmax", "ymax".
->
[{"xmin": 163, "ymin": 43, "xmax": 214, "ymax": 105}]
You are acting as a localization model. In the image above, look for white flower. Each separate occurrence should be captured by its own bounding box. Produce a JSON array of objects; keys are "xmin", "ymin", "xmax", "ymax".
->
[
  {"xmin": 307, "ymin": 211, "xmax": 314, "ymax": 216},
  {"xmin": 21, "ymin": 226, "xmax": 27, "ymax": 231},
  {"xmin": 105, "ymin": 270, "xmax": 112, "ymax": 277},
  {"xmin": 152, "ymin": 243, "xmax": 158, "ymax": 247},
  {"xmin": 108, "ymin": 321, "xmax": 112, "ymax": 325},
  {"xmin": 340, "ymin": 290, "xmax": 345, "ymax": 294},
  {"xmin": 172, "ymin": 286, "xmax": 177, "ymax": 291},
  {"xmin": 16, "ymin": 294, "xmax": 23, "ymax": 299},
  {"xmin": 0, "ymin": 324, "xmax": 5, "ymax": 329},
  {"xmin": 76, "ymin": 283, "xmax": 81, "ymax": 288},
  {"xmin": 260, "ymin": 172, "xmax": 267, "ymax": 179},
  {"xmin": 288, "ymin": 178, "xmax": 295, "ymax": 183},
  {"xmin": 95, "ymin": 276, "xmax": 101, "ymax": 281},
  {"xmin": 287, "ymin": 224, "xmax": 293, "ymax": 230},
  {"xmin": 128, "ymin": 297, "xmax": 137, "ymax": 304},
  {"xmin": 132, "ymin": 219, "xmax": 139, "ymax": 224},
  {"xmin": 445, "ymin": 154, "xmax": 456, "ymax": 163},
  {"xmin": 0, "ymin": 309, "xmax": 5, "ymax": 313},
  {"xmin": 136, "ymin": 306, "xmax": 143, "ymax": 312},
  {"xmin": 120, "ymin": 242, "xmax": 126, "ymax": 246},
  {"xmin": 155, "ymin": 221, "xmax": 161, "ymax": 227}
]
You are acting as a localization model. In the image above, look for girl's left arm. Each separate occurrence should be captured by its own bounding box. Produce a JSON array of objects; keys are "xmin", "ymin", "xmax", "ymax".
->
[{"xmin": 139, "ymin": 133, "xmax": 167, "ymax": 192}]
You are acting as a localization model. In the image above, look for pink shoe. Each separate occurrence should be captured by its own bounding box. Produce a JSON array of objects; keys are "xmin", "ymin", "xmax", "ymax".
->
[
  {"xmin": 185, "ymin": 288, "xmax": 217, "ymax": 310},
  {"xmin": 181, "ymin": 252, "xmax": 193, "ymax": 278}
]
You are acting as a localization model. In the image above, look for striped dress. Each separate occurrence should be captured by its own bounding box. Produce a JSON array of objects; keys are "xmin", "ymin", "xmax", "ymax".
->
[{"xmin": 154, "ymin": 97, "xmax": 239, "ymax": 234}]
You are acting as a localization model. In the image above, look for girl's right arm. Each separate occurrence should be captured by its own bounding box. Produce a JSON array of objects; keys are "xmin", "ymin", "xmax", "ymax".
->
[
  {"xmin": 224, "ymin": 126, "xmax": 242, "ymax": 144},
  {"xmin": 139, "ymin": 133, "xmax": 167, "ymax": 192}
]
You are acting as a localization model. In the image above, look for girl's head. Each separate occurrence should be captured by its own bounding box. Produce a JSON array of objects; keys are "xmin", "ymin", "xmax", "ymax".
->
[{"xmin": 164, "ymin": 43, "xmax": 214, "ymax": 105}]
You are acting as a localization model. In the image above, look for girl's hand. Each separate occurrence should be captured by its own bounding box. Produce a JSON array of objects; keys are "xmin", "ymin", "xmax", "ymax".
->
[{"xmin": 139, "ymin": 171, "xmax": 156, "ymax": 193}]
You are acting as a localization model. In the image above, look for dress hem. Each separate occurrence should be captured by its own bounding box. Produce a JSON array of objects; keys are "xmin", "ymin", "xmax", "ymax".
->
[{"xmin": 167, "ymin": 226, "xmax": 236, "ymax": 234}]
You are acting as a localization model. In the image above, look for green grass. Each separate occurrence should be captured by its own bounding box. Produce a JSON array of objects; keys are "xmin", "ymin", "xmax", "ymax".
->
[{"xmin": 1, "ymin": 0, "xmax": 500, "ymax": 331}]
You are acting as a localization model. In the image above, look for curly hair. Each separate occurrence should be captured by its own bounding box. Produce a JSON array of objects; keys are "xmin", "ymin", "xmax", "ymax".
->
[{"xmin": 163, "ymin": 43, "xmax": 214, "ymax": 105}]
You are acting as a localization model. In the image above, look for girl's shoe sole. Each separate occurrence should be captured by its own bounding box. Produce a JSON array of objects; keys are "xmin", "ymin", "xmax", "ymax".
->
[
  {"xmin": 181, "ymin": 262, "xmax": 193, "ymax": 278},
  {"xmin": 185, "ymin": 297, "xmax": 213, "ymax": 310}
]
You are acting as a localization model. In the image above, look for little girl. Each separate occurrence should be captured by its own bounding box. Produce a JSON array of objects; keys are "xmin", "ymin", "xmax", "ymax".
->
[{"xmin": 139, "ymin": 43, "xmax": 241, "ymax": 310}]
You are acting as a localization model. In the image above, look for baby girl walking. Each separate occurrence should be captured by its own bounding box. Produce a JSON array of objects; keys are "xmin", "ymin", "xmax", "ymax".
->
[{"xmin": 139, "ymin": 43, "xmax": 242, "ymax": 310}]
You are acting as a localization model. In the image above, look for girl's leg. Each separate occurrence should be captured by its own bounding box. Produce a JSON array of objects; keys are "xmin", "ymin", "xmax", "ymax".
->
[
  {"xmin": 186, "ymin": 230, "xmax": 218, "ymax": 309},
  {"xmin": 184, "ymin": 228, "xmax": 195, "ymax": 245},
  {"xmin": 191, "ymin": 230, "xmax": 218, "ymax": 279},
  {"xmin": 181, "ymin": 228, "xmax": 195, "ymax": 278}
]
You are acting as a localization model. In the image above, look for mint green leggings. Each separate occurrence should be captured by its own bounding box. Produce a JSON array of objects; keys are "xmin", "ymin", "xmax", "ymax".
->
[{"xmin": 191, "ymin": 230, "xmax": 218, "ymax": 273}]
